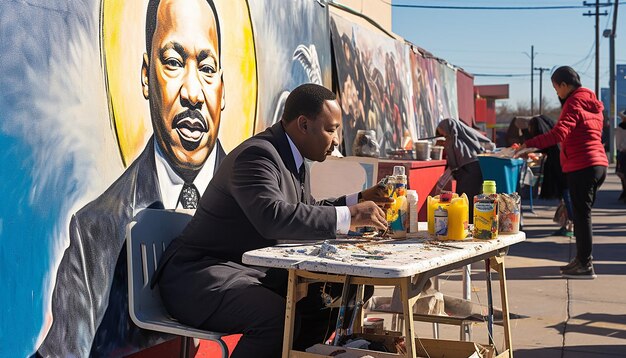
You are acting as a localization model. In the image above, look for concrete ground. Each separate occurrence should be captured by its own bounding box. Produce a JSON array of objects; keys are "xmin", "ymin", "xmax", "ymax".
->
[{"xmin": 369, "ymin": 167, "xmax": 626, "ymax": 357}]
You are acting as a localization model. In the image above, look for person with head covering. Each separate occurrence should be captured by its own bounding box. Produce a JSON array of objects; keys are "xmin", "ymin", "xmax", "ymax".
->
[
  {"xmin": 518, "ymin": 66, "xmax": 608, "ymax": 279},
  {"xmin": 528, "ymin": 115, "xmax": 574, "ymax": 237},
  {"xmin": 616, "ymin": 109, "xmax": 626, "ymax": 202},
  {"xmin": 436, "ymin": 118, "xmax": 494, "ymax": 221},
  {"xmin": 505, "ymin": 116, "xmax": 531, "ymax": 147}
]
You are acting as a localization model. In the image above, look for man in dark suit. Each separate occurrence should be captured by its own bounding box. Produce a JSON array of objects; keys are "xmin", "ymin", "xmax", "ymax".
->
[
  {"xmin": 36, "ymin": 0, "xmax": 226, "ymax": 356},
  {"xmin": 156, "ymin": 83, "xmax": 390, "ymax": 357}
]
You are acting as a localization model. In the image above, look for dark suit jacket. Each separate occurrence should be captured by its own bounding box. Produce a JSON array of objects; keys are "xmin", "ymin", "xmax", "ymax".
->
[
  {"xmin": 157, "ymin": 122, "xmax": 346, "ymax": 327},
  {"xmin": 38, "ymin": 137, "xmax": 225, "ymax": 357}
]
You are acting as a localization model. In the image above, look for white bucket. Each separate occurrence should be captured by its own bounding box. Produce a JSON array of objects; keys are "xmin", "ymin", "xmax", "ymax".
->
[
  {"xmin": 431, "ymin": 145, "xmax": 444, "ymax": 160},
  {"xmin": 414, "ymin": 141, "xmax": 431, "ymax": 160}
]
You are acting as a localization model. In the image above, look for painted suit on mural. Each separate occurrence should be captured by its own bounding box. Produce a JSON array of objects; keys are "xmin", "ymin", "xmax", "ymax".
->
[
  {"xmin": 37, "ymin": 0, "xmax": 227, "ymax": 355},
  {"xmin": 37, "ymin": 138, "xmax": 225, "ymax": 357}
]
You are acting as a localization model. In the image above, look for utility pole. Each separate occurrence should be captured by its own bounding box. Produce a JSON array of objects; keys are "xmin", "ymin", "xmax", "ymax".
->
[
  {"xmin": 583, "ymin": 1, "xmax": 609, "ymax": 97},
  {"xmin": 534, "ymin": 67, "xmax": 551, "ymax": 114},
  {"xmin": 525, "ymin": 45, "xmax": 536, "ymax": 115},
  {"xmin": 531, "ymin": 46, "xmax": 534, "ymax": 115},
  {"xmin": 604, "ymin": 0, "xmax": 619, "ymax": 162}
]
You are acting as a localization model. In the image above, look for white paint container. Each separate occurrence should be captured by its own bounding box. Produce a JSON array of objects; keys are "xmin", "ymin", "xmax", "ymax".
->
[{"xmin": 407, "ymin": 190, "xmax": 418, "ymax": 233}]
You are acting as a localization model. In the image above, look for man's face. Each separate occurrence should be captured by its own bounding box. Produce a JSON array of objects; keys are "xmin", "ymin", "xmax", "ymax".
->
[
  {"xmin": 142, "ymin": 0, "xmax": 224, "ymax": 170},
  {"xmin": 301, "ymin": 100, "xmax": 342, "ymax": 162}
]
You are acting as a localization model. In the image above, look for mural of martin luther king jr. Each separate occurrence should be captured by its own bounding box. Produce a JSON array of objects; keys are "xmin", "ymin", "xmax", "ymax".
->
[{"xmin": 36, "ymin": 0, "xmax": 226, "ymax": 356}]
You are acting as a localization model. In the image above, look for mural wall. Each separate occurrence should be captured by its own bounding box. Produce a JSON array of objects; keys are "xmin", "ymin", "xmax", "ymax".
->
[
  {"xmin": 0, "ymin": 1, "xmax": 468, "ymax": 357},
  {"xmin": 249, "ymin": 0, "xmax": 332, "ymax": 132},
  {"xmin": 409, "ymin": 48, "xmax": 459, "ymax": 139},
  {"xmin": 331, "ymin": 14, "xmax": 414, "ymax": 156},
  {"xmin": 331, "ymin": 14, "xmax": 462, "ymax": 156}
]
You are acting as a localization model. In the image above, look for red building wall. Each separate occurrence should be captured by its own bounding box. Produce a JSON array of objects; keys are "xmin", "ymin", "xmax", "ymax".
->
[{"xmin": 456, "ymin": 70, "xmax": 475, "ymax": 126}]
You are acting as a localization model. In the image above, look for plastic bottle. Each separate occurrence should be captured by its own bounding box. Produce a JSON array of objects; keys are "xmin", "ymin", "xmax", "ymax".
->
[
  {"xmin": 387, "ymin": 166, "xmax": 408, "ymax": 238},
  {"xmin": 447, "ymin": 193, "xmax": 469, "ymax": 240},
  {"xmin": 473, "ymin": 180, "xmax": 499, "ymax": 240},
  {"xmin": 433, "ymin": 192, "xmax": 452, "ymax": 239},
  {"xmin": 407, "ymin": 190, "xmax": 418, "ymax": 233},
  {"xmin": 427, "ymin": 191, "xmax": 458, "ymax": 234}
]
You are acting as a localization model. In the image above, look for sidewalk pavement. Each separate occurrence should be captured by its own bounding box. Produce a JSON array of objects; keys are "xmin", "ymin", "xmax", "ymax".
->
[{"xmin": 372, "ymin": 167, "xmax": 626, "ymax": 357}]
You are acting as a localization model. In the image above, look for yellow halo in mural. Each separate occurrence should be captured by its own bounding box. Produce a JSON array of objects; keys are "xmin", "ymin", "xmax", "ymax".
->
[{"xmin": 101, "ymin": 0, "xmax": 257, "ymax": 166}]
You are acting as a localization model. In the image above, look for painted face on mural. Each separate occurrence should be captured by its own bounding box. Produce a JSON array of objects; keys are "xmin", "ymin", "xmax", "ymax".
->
[{"xmin": 142, "ymin": 0, "xmax": 225, "ymax": 170}]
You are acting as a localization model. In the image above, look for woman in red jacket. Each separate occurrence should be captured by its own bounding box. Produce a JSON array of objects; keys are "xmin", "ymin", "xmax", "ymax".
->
[{"xmin": 518, "ymin": 66, "xmax": 608, "ymax": 279}]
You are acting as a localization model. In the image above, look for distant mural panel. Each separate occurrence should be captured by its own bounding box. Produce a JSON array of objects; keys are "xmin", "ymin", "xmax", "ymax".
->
[
  {"xmin": 437, "ymin": 60, "xmax": 459, "ymax": 124},
  {"xmin": 330, "ymin": 14, "xmax": 414, "ymax": 156},
  {"xmin": 408, "ymin": 50, "xmax": 459, "ymax": 139},
  {"xmin": 409, "ymin": 49, "xmax": 436, "ymax": 139},
  {"xmin": 249, "ymin": 0, "xmax": 332, "ymax": 133}
]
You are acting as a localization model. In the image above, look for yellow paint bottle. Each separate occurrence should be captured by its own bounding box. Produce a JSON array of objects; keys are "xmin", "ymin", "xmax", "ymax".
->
[
  {"xmin": 427, "ymin": 192, "xmax": 456, "ymax": 234},
  {"xmin": 447, "ymin": 193, "xmax": 469, "ymax": 240},
  {"xmin": 473, "ymin": 181, "xmax": 499, "ymax": 240}
]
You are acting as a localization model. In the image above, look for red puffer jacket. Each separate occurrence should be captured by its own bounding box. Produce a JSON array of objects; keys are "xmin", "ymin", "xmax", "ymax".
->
[{"xmin": 525, "ymin": 87, "xmax": 608, "ymax": 173}]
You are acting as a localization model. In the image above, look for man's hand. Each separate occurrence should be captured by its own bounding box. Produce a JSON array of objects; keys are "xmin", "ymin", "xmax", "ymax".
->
[
  {"xmin": 349, "ymin": 201, "xmax": 387, "ymax": 231},
  {"xmin": 360, "ymin": 185, "xmax": 394, "ymax": 207}
]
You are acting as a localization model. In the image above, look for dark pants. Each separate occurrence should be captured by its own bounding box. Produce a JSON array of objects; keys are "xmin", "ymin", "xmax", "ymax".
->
[
  {"xmin": 617, "ymin": 151, "xmax": 626, "ymax": 198},
  {"xmin": 566, "ymin": 166, "xmax": 606, "ymax": 265},
  {"xmin": 197, "ymin": 268, "xmax": 373, "ymax": 357},
  {"xmin": 454, "ymin": 161, "xmax": 483, "ymax": 223}
]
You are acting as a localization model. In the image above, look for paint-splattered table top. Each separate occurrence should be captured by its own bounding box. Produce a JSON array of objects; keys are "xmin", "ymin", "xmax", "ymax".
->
[{"xmin": 242, "ymin": 228, "xmax": 525, "ymax": 278}]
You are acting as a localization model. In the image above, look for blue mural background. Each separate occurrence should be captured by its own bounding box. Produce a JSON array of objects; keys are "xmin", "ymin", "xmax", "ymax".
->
[{"xmin": 0, "ymin": 1, "xmax": 122, "ymax": 356}]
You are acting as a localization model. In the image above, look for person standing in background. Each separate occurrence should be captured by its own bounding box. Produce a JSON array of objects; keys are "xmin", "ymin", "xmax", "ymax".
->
[
  {"xmin": 615, "ymin": 109, "xmax": 626, "ymax": 203},
  {"xmin": 518, "ymin": 66, "xmax": 608, "ymax": 279},
  {"xmin": 436, "ymin": 117, "xmax": 494, "ymax": 222},
  {"xmin": 527, "ymin": 115, "xmax": 574, "ymax": 237}
]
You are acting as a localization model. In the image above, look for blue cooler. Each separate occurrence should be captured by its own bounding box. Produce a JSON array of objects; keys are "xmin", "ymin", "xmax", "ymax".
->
[{"xmin": 477, "ymin": 156, "xmax": 524, "ymax": 194}]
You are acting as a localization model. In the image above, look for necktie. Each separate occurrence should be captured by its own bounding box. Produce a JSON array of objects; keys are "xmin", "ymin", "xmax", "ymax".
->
[
  {"xmin": 299, "ymin": 163, "xmax": 307, "ymax": 203},
  {"xmin": 179, "ymin": 183, "xmax": 199, "ymax": 209}
]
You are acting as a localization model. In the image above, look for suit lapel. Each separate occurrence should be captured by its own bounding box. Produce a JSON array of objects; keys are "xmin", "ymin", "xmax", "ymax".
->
[
  {"xmin": 303, "ymin": 161, "xmax": 311, "ymax": 204},
  {"xmin": 267, "ymin": 122, "xmax": 304, "ymax": 202}
]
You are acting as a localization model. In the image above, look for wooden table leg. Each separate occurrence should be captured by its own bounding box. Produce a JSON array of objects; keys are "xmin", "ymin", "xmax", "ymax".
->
[
  {"xmin": 282, "ymin": 269, "xmax": 298, "ymax": 358},
  {"xmin": 491, "ymin": 256, "xmax": 513, "ymax": 358},
  {"xmin": 400, "ymin": 277, "xmax": 417, "ymax": 357},
  {"xmin": 485, "ymin": 258, "xmax": 494, "ymax": 346}
]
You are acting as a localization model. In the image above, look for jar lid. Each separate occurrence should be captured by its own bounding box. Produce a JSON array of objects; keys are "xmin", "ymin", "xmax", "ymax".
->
[
  {"xmin": 440, "ymin": 191, "xmax": 453, "ymax": 202},
  {"xmin": 482, "ymin": 180, "xmax": 497, "ymax": 194}
]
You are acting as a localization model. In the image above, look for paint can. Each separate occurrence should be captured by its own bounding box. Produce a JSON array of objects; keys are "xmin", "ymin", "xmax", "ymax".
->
[{"xmin": 363, "ymin": 317, "xmax": 384, "ymax": 334}]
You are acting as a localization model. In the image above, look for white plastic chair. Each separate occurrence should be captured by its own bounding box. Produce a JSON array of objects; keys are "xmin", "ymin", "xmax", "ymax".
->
[{"xmin": 126, "ymin": 208, "xmax": 229, "ymax": 358}]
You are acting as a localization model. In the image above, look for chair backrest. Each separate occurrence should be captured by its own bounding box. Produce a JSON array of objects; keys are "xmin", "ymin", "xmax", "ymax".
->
[{"xmin": 126, "ymin": 208, "xmax": 193, "ymax": 327}]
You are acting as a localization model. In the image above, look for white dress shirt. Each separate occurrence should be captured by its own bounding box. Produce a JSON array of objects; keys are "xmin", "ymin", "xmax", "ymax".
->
[
  {"xmin": 285, "ymin": 133, "xmax": 357, "ymax": 234},
  {"xmin": 154, "ymin": 141, "xmax": 217, "ymax": 209}
]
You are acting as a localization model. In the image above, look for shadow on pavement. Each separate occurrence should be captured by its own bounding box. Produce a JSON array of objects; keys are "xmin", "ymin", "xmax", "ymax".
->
[
  {"xmin": 514, "ymin": 345, "xmax": 626, "ymax": 357},
  {"xmin": 512, "ymin": 346, "xmax": 563, "ymax": 358},
  {"xmin": 508, "ymin": 240, "xmax": 571, "ymax": 261}
]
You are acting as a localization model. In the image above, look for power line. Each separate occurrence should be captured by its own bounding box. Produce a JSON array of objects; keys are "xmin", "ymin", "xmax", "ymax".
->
[
  {"xmin": 473, "ymin": 73, "xmax": 530, "ymax": 77},
  {"xmin": 387, "ymin": 2, "xmax": 620, "ymax": 10}
]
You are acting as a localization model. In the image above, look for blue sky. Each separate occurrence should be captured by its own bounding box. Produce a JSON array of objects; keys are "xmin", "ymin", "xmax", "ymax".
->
[{"xmin": 392, "ymin": 1, "xmax": 625, "ymax": 109}]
